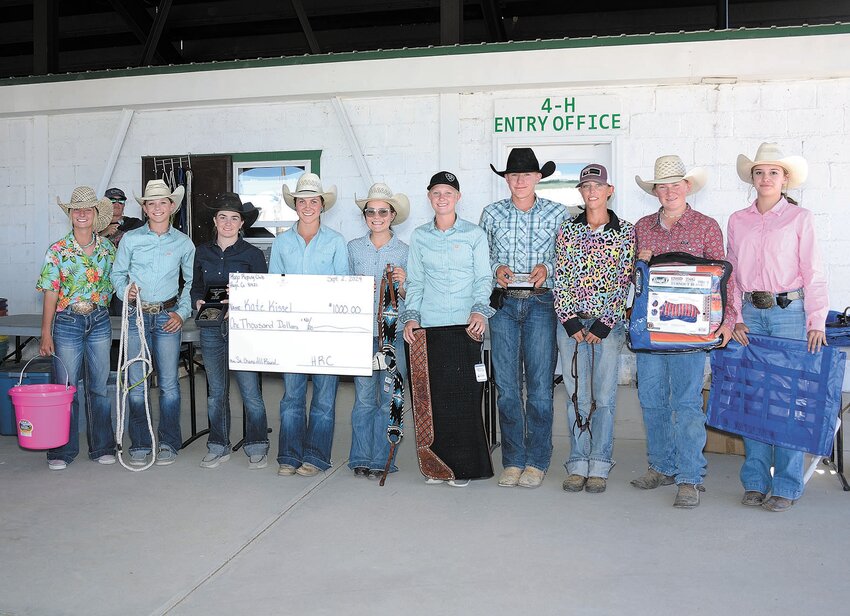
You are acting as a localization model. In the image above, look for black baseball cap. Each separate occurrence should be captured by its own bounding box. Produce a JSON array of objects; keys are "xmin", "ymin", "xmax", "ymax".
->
[
  {"xmin": 105, "ymin": 187, "xmax": 126, "ymax": 201},
  {"xmin": 427, "ymin": 171, "xmax": 460, "ymax": 191}
]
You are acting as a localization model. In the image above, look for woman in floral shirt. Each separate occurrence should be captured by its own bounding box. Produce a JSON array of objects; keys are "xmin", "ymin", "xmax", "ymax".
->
[{"xmin": 36, "ymin": 186, "xmax": 116, "ymax": 470}]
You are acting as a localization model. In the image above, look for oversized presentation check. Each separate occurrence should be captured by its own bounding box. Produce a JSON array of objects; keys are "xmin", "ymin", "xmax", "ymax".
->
[{"xmin": 227, "ymin": 273, "xmax": 374, "ymax": 376}]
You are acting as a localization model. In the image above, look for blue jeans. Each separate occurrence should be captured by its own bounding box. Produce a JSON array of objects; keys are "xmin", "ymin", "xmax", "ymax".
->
[
  {"xmin": 200, "ymin": 325, "xmax": 269, "ymax": 458},
  {"xmin": 49, "ymin": 308, "xmax": 114, "ymax": 463},
  {"xmin": 349, "ymin": 336, "xmax": 406, "ymax": 472},
  {"xmin": 126, "ymin": 310, "xmax": 182, "ymax": 455},
  {"xmin": 489, "ymin": 292, "xmax": 558, "ymax": 472},
  {"xmin": 558, "ymin": 321, "xmax": 625, "ymax": 478},
  {"xmin": 278, "ymin": 372, "xmax": 339, "ymax": 470},
  {"xmin": 739, "ymin": 300, "xmax": 807, "ymax": 500},
  {"xmin": 636, "ymin": 351, "xmax": 707, "ymax": 485}
]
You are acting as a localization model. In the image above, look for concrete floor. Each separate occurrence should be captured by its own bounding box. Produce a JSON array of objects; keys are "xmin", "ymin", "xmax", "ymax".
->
[{"xmin": 1, "ymin": 376, "xmax": 849, "ymax": 616}]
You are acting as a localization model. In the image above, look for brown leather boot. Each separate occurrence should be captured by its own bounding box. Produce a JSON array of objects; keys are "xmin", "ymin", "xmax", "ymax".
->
[
  {"xmin": 741, "ymin": 491, "xmax": 767, "ymax": 506},
  {"xmin": 562, "ymin": 474, "xmax": 587, "ymax": 492},
  {"xmin": 630, "ymin": 468, "xmax": 675, "ymax": 489},
  {"xmin": 585, "ymin": 476, "xmax": 607, "ymax": 493},
  {"xmin": 762, "ymin": 496, "xmax": 795, "ymax": 512},
  {"xmin": 673, "ymin": 483, "xmax": 700, "ymax": 508}
]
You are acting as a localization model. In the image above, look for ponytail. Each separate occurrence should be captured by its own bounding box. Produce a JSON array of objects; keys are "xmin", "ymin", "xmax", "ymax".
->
[{"xmin": 783, "ymin": 193, "xmax": 799, "ymax": 206}]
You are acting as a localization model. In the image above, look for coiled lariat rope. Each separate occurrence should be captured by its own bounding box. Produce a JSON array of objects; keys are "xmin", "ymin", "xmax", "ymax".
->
[{"xmin": 115, "ymin": 285, "xmax": 156, "ymax": 471}]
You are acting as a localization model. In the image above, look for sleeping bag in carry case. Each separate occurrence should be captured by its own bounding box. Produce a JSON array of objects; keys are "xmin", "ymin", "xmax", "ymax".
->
[{"xmin": 628, "ymin": 251, "xmax": 732, "ymax": 353}]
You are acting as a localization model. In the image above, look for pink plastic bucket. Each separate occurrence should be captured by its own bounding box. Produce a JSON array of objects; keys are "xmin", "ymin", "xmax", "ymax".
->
[{"xmin": 8, "ymin": 356, "xmax": 74, "ymax": 449}]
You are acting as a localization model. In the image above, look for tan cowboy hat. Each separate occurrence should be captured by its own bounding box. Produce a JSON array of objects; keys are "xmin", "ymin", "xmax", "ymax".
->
[
  {"xmin": 354, "ymin": 183, "xmax": 409, "ymax": 225},
  {"xmin": 57, "ymin": 186, "xmax": 113, "ymax": 233},
  {"xmin": 635, "ymin": 155, "xmax": 707, "ymax": 196},
  {"xmin": 736, "ymin": 142, "xmax": 808, "ymax": 189},
  {"xmin": 134, "ymin": 179, "xmax": 186, "ymax": 210},
  {"xmin": 282, "ymin": 173, "xmax": 337, "ymax": 211}
]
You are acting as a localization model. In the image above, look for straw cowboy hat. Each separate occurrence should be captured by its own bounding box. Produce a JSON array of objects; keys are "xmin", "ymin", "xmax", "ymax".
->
[
  {"xmin": 134, "ymin": 179, "xmax": 186, "ymax": 210},
  {"xmin": 490, "ymin": 147, "xmax": 556, "ymax": 178},
  {"xmin": 57, "ymin": 186, "xmax": 113, "ymax": 233},
  {"xmin": 635, "ymin": 155, "xmax": 707, "ymax": 195},
  {"xmin": 736, "ymin": 142, "xmax": 808, "ymax": 189},
  {"xmin": 354, "ymin": 183, "xmax": 410, "ymax": 225},
  {"xmin": 282, "ymin": 173, "xmax": 337, "ymax": 211},
  {"xmin": 207, "ymin": 192, "xmax": 261, "ymax": 228}
]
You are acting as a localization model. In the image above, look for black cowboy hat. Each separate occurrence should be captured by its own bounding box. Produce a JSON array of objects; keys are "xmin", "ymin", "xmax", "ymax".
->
[
  {"xmin": 490, "ymin": 148, "xmax": 556, "ymax": 178},
  {"xmin": 207, "ymin": 192, "xmax": 261, "ymax": 228}
]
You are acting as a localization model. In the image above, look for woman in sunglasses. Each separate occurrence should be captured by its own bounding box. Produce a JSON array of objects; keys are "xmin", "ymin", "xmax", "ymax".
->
[{"xmin": 346, "ymin": 183, "xmax": 409, "ymax": 479}]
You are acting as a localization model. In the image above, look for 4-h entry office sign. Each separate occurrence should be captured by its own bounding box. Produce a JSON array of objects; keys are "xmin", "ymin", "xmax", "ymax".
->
[
  {"xmin": 227, "ymin": 273, "xmax": 374, "ymax": 376},
  {"xmin": 493, "ymin": 95, "xmax": 625, "ymax": 135}
]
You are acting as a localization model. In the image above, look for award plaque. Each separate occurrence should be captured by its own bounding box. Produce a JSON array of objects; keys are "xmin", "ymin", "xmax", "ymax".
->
[{"xmin": 195, "ymin": 285, "xmax": 229, "ymax": 327}]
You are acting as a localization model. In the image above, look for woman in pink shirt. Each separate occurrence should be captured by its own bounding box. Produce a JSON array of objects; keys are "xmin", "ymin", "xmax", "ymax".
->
[{"xmin": 727, "ymin": 142, "xmax": 828, "ymax": 512}]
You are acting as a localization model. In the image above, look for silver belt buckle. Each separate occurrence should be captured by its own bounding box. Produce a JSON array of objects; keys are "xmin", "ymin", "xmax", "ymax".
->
[
  {"xmin": 69, "ymin": 301, "xmax": 95, "ymax": 315},
  {"xmin": 749, "ymin": 291, "xmax": 775, "ymax": 309}
]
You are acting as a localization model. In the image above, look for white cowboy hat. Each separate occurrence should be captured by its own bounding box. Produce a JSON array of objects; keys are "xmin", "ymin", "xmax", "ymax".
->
[
  {"xmin": 134, "ymin": 179, "xmax": 186, "ymax": 210},
  {"xmin": 635, "ymin": 155, "xmax": 707, "ymax": 196},
  {"xmin": 736, "ymin": 142, "xmax": 808, "ymax": 189},
  {"xmin": 282, "ymin": 173, "xmax": 337, "ymax": 211},
  {"xmin": 57, "ymin": 186, "xmax": 113, "ymax": 233},
  {"xmin": 354, "ymin": 183, "xmax": 410, "ymax": 225}
]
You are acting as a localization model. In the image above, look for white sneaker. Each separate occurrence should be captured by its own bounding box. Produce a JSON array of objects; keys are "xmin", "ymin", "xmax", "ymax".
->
[
  {"xmin": 199, "ymin": 453, "xmax": 230, "ymax": 469},
  {"xmin": 128, "ymin": 451, "xmax": 149, "ymax": 466},
  {"xmin": 424, "ymin": 477, "xmax": 445, "ymax": 485},
  {"xmin": 448, "ymin": 479, "xmax": 470, "ymax": 488},
  {"xmin": 47, "ymin": 459, "xmax": 67, "ymax": 471},
  {"xmin": 154, "ymin": 447, "xmax": 177, "ymax": 466},
  {"xmin": 278, "ymin": 464, "xmax": 297, "ymax": 476},
  {"xmin": 96, "ymin": 454, "xmax": 116, "ymax": 465},
  {"xmin": 248, "ymin": 454, "xmax": 268, "ymax": 470}
]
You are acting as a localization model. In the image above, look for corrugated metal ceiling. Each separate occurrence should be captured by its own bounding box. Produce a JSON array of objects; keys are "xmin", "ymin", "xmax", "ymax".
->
[{"xmin": 1, "ymin": 0, "xmax": 848, "ymax": 79}]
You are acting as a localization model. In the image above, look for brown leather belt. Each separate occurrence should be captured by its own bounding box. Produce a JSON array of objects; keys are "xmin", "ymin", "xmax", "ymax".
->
[
  {"xmin": 744, "ymin": 289, "xmax": 803, "ymax": 310},
  {"xmin": 576, "ymin": 311, "xmax": 594, "ymax": 319},
  {"xmin": 140, "ymin": 296, "xmax": 178, "ymax": 314},
  {"xmin": 68, "ymin": 301, "xmax": 98, "ymax": 315},
  {"xmin": 504, "ymin": 287, "xmax": 550, "ymax": 299}
]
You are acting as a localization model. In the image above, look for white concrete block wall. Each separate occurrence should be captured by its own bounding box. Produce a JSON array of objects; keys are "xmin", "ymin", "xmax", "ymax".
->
[
  {"xmin": 0, "ymin": 43, "xmax": 849, "ymax": 315},
  {"xmin": 0, "ymin": 117, "xmax": 37, "ymax": 311}
]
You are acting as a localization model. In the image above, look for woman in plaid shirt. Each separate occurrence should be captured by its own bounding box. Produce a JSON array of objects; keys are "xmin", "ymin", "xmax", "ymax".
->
[{"xmin": 630, "ymin": 155, "xmax": 734, "ymax": 509}]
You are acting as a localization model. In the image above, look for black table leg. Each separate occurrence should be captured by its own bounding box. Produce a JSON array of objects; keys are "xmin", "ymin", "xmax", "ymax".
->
[
  {"xmin": 823, "ymin": 410, "xmax": 849, "ymax": 491},
  {"xmin": 181, "ymin": 341, "xmax": 209, "ymax": 448}
]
